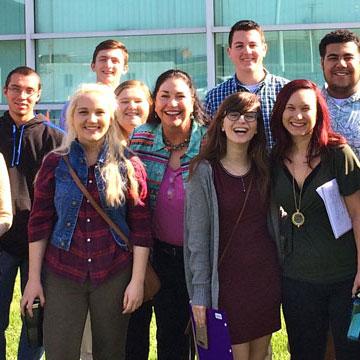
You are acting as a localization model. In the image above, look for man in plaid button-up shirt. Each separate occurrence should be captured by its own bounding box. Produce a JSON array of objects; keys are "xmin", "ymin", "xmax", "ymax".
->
[{"xmin": 205, "ymin": 20, "xmax": 288, "ymax": 149}]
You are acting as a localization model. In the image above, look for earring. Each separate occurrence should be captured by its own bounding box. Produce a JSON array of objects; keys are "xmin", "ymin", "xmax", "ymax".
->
[{"xmin": 221, "ymin": 128, "xmax": 225, "ymax": 132}]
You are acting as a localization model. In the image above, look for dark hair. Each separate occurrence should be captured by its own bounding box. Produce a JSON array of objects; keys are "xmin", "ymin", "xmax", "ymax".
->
[
  {"xmin": 91, "ymin": 39, "xmax": 129, "ymax": 67},
  {"xmin": 270, "ymin": 79, "xmax": 346, "ymax": 165},
  {"xmin": 228, "ymin": 19, "xmax": 265, "ymax": 47},
  {"xmin": 4, "ymin": 66, "xmax": 41, "ymax": 90},
  {"xmin": 150, "ymin": 69, "xmax": 208, "ymax": 125},
  {"xmin": 190, "ymin": 91, "xmax": 270, "ymax": 200},
  {"xmin": 319, "ymin": 29, "xmax": 360, "ymax": 58}
]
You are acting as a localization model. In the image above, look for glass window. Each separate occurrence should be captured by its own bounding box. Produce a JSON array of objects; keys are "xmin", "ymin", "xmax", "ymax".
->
[
  {"xmin": 34, "ymin": 110, "xmax": 62, "ymax": 127},
  {"xmin": 0, "ymin": 41, "xmax": 26, "ymax": 104},
  {"xmin": 35, "ymin": 0, "xmax": 205, "ymax": 33},
  {"xmin": 215, "ymin": 29, "xmax": 360, "ymax": 87},
  {"xmin": 215, "ymin": 0, "xmax": 360, "ymax": 26},
  {"xmin": 36, "ymin": 34, "xmax": 207, "ymax": 103},
  {"xmin": 0, "ymin": 0, "xmax": 25, "ymax": 34}
]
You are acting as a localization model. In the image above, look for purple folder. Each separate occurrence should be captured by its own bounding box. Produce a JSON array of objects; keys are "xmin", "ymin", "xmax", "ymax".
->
[{"xmin": 190, "ymin": 307, "xmax": 233, "ymax": 360}]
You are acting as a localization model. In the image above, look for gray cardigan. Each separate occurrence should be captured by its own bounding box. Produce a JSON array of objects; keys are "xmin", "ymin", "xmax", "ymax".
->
[{"xmin": 184, "ymin": 160, "xmax": 220, "ymax": 309}]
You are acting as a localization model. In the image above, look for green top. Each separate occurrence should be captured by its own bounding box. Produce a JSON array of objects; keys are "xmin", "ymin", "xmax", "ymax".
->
[{"xmin": 272, "ymin": 145, "xmax": 360, "ymax": 283}]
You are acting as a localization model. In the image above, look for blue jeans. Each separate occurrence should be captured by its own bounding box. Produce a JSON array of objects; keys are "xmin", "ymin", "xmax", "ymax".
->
[
  {"xmin": 0, "ymin": 250, "xmax": 44, "ymax": 360},
  {"xmin": 282, "ymin": 276, "xmax": 360, "ymax": 360}
]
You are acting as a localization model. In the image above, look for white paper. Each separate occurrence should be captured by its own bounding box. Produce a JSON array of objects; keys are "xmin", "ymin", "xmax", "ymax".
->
[{"xmin": 316, "ymin": 178, "xmax": 352, "ymax": 239}]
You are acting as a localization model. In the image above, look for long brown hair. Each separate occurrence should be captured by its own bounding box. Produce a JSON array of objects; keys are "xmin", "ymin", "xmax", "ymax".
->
[{"xmin": 190, "ymin": 91, "xmax": 270, "ymax": 200}]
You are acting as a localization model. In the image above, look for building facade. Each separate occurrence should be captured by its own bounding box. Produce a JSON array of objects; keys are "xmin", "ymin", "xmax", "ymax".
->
[{"xmin": 1, "ymin": 0, "xmax": 360, "ymax": 122}]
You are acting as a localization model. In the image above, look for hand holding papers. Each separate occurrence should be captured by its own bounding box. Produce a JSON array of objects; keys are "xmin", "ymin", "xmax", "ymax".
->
[
  {"xmin": 190, "ymin": 307, "xmax": 233, "ymax": 360},
  {"xmin": 316, "ymin": 178, "xmax": 352, "ymax": 239}
]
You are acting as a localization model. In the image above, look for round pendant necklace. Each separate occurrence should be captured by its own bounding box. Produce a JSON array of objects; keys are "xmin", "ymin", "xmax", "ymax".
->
[{"xmin": 292, "ymin": 176, "xmax": 305, "ymax": 228}]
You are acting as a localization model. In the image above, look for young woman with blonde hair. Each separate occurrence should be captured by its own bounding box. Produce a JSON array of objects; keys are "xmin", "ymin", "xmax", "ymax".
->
[
  {"xmin": 21, "ymin": 83, "xmax": 152, "ymax": 360},
  {"xmin": 115, "ymin": 80, "xmax": 153, "ymax": 140}
]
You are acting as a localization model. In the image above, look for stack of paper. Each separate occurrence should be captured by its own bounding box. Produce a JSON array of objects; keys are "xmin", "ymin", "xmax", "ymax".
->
[{"xmin": 316, "ymin": 178, "xmax": 352, "ymax": 239}]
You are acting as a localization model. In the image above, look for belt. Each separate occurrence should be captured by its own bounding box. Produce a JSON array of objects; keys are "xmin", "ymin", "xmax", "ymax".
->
[{"xmin": 155, "ymin": 240, "xmax": 183, "ymax": 258}]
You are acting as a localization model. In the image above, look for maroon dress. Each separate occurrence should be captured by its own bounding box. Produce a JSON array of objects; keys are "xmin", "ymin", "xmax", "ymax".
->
[{"xmin": 214, "ymin": 162, "xmax": 281, "ymax": 344}]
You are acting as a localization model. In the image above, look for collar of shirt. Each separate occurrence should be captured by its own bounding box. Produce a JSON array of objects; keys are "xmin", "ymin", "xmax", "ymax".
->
[
  {"xmin": 322, "ymin": 86, "xmax": 360, "ymax": 105},
  {"xmin": 232, "ymin": 68, "xmax": 269, "ymax": 93},
  {"xmin": 152, "ymin": 120, "xmax": 206, "ymax": 160}
]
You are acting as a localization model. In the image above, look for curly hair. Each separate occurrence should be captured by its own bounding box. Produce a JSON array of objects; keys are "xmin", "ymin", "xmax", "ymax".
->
[{"xmin": 319, "ymin": 29, "xmax": 360, "ymax": 58}]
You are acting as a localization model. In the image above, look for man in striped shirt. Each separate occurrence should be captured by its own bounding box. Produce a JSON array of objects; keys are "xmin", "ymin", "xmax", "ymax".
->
[{"xmin": 205, "ymin": 20, "xmax": 288, "ymax": 148}]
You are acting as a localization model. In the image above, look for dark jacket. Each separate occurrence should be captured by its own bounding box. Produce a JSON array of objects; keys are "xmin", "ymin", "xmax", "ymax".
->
[{"xmin": 0, "ymin": 111, "xmax": 63, "ymax": 258}]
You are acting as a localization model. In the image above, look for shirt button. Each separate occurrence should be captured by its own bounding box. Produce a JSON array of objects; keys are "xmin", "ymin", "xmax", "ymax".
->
[
  {"xmin": 87, "ymin": 258, "xmax": 92, "ymax": 263},
  {"xmin": 88, "ymin": 179, "xmax": 93, "ymax": 184},
  {"xmin": 86, "ymin": 218, "xmax": 91, "ymax": 223},
  {"xmin": 71, "ymin": 201, "xmax": 77, "ymax": 206},
  {"xmin": 87, "ymin": 238, "xmax": 91, "ymax": 243},
  {"xmin": 66, "ymin": 222, "xmax": 71, "ymax": 227}
]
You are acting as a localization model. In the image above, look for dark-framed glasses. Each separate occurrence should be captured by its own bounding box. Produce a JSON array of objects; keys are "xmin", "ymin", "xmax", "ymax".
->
[{"xmin": 225, "ymin": 111, "xmax": 258, "ymax": 122}]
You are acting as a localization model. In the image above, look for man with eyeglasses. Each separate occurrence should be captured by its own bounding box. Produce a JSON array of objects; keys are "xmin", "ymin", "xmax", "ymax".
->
[
  {"xmin": 320, "ymin": 29, "xmax": 360, "ymax": 159},
  {"xmin": 205, "ymin": 19, "xmax": 288, "ymax": 149},
  {"xmin": 0, "ymin": 66, "xmax": 63, "ymax": 360}
]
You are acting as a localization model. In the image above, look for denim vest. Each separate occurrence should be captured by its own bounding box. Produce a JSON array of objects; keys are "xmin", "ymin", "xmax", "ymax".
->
[{"xmin": 50, "ymin": 141, "xmax": 129, "ymax": 251}]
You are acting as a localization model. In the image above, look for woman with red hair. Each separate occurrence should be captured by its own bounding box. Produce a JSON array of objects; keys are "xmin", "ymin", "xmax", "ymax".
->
[{"xmin": 270, "ymin": 79, "xmax": 360, "ymax": 359}]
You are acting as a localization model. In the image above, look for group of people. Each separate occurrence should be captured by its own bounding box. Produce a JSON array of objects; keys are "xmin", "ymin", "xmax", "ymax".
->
[{"xmin": 0, "ymin": 18, "xmax": 359, "ymax": 360}]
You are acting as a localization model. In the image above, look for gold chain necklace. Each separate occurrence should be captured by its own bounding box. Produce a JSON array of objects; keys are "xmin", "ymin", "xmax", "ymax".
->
[{"xmin": 291, "ymin": 176, "xmax": 305, "ymax": 228}]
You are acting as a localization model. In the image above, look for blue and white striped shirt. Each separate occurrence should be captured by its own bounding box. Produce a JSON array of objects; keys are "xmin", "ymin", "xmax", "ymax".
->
[{"xmin": 205, "ymin": 72, "xmax": 288, "ymax": 148}]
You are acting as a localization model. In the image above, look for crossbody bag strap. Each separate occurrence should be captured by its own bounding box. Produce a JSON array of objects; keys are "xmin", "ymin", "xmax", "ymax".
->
[
  {"xmin": 63, "ymin": 155, "xmax": 132, "ymax": 251},
  {"xmin": 218, "ymin": 175, "xmax": 253, "ymax": 268}
]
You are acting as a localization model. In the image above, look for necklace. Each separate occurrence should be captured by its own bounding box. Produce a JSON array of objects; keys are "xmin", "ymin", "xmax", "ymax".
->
[
  {"xmin": 163, "ymin": 136, "xmax": 190, "ymax": 151},
  {"xmin": 291, "ymin": 176, "xmax": 305, "ymax": 228},
  {"xmin": 219, "ymin": 161, "xmax": 248, "ymax": 192}
]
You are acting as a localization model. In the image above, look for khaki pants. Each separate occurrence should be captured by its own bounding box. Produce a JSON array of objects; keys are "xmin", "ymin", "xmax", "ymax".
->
[
  {"xmin": 80, "ymin": 313, "xmax": 93, "ymax": 360},
  {"xmin": 43, "ymin": 268, "xmax": 131, "ymax": 360},
  {"xmin": 265, "ymin": 343, "xmax": 272, "ymax": 360}
]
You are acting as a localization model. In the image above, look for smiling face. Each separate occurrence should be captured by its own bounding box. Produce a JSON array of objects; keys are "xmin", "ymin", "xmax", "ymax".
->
[
  {"xmin": 155, "ymin": 77, "xmax": 194, "ymax": 132},
  {"xmin": 116, "ymin": 87, "xmax": 150, "ymax": 136},
  {"xmin": 321, "ymin": 41, "xmax": 360, "ymax": 98},
  {"xmin": 227, "ymin": 29, "xmax": 267, "ymax": 77},
  {"xmin": 72, "ymin": 92, "xmax": 112, "ymax": 149},
  {"xmin": 282, "ymin": 89, "xmax": 317, "ymax": 140},
  {"xmin": 91, "ymin": 48, "xmax": 127, "ymax": 88},
  {"xmin": 222, "ymin": 108, "xmax": 259, "ymax": 147},
  {"xmin": 3, "ymin": 73, "xmax": 41, "ymax": 124}
]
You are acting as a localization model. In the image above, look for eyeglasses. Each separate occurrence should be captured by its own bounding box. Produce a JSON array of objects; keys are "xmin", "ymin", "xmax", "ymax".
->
[
  {"xmin": 7, "ymin": 86, "xmax": 38, "ymax": 97},
  {"xmin": 225, "ymin": 111, "xmax": 258, "ymax": 122}
]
